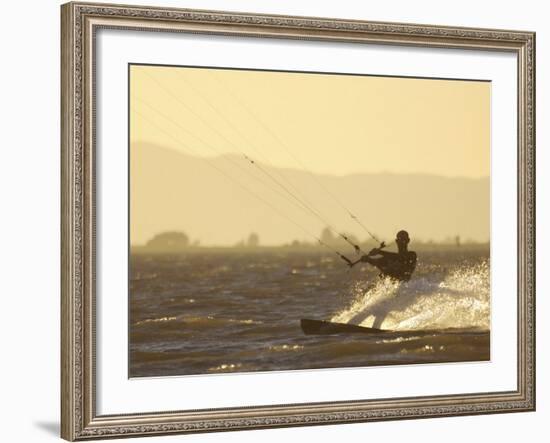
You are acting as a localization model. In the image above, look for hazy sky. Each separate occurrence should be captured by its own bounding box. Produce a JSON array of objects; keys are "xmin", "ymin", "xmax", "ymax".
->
[
  {"xmin": 130, "ymin": 65, "xmax": 490, "ymax": 246},
  {"xmin": 130, "ymin": 65, "xmax": 490, "ymax": 178}
]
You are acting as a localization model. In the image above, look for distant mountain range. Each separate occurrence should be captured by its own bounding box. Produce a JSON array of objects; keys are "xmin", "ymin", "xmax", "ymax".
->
[{"xmin": 130, "ymin": 142, "xmax": 489, "ymax": 246}]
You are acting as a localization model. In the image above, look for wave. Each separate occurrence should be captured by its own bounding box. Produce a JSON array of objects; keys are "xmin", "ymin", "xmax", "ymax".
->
[
  {"xmin": 208, "ymin": 362, "xmax": 243, "ymax": 372},
  {"xmin": 133, "ymin": 315, "xmax": 263, "ymax": 327},
  {"xmin": 269, "ymin": 344, "xmax": 304, "ymax": 352},
  {"xmin": 331, "ymin": 261, "xmax": 490, "ymax": 331},
  {"xmin": 134, "ymin": 316, "xmax": 177, "ymax": 326}
]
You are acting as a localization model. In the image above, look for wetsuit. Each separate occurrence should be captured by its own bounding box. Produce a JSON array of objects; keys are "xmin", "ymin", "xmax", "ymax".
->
[{"xmin": 362, "ymin": 250, "xmax": 417, "ymax": 282}]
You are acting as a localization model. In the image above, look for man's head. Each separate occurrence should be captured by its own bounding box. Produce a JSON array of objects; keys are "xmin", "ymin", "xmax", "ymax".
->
[{"xmin": 396, "ymin": 230, "xmax": 410, "ymax": 251}]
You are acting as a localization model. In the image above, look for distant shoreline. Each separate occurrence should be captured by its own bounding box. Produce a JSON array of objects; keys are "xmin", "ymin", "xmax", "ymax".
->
[{"xmin": 130, "ymin": 242, "xmax": 490, "ymax": 255}]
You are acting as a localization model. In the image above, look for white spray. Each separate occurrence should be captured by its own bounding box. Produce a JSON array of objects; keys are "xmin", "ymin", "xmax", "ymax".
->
[{"xmin": 331, "ymin": 261, "xmax": 490, "ymax": 331}]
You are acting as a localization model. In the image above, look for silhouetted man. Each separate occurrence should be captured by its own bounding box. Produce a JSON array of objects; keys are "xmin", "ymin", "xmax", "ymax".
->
[{"xmin": 351, "ymin": 230, "xmax": 417, "ymax": 281}]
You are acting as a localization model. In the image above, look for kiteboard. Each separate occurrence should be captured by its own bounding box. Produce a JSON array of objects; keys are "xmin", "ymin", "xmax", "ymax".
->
[{"xmin": 300, "ymin": 319, "xmax": 490, "ymax": 339}]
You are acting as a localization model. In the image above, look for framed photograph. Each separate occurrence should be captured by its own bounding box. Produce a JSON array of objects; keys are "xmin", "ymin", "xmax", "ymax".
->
[{"xmin": 61, "ymin": 1, "xmax": 535, "ymax": 440}]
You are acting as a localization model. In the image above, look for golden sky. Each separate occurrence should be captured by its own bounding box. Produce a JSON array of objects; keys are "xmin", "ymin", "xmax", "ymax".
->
[
  {"xmin": 129, "ymin": 65, "xmax": 490, "ymax": 246},
  {"xmin": 130, "ymin": 64, "xmax": 490, "ymax": 178}
]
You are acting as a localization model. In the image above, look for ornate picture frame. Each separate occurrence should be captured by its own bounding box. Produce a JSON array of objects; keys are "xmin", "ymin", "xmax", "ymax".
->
[{"xmin": 61, "ymin": 1, "xmax": 535, "ymax": 440}]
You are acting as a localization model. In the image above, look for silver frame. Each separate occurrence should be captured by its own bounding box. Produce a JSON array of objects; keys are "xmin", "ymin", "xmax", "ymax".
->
[{"xmin": 61, "ymin": 2, "xmax": 536, "ymax": 440}]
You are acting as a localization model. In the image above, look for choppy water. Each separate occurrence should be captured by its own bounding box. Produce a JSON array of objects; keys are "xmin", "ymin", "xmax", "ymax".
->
[{"xmin": 129, "ymin": 248, "xmax": 490, "ymax": 377}]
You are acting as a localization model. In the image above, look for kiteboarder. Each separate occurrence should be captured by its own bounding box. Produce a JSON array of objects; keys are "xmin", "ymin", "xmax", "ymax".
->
[{"xmin": 350, "ymin": 230, "xmax": 417, "ymax": 281}]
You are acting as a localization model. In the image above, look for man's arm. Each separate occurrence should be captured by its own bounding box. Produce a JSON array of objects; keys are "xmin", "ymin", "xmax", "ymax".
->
[
  {"xmin": 368, "ymin": 248, "xmax": 398, "ymax": 258},
  {"xmin": 349, "ymin": 248, "xmax": 397, "ymax": 268},
  {"xmin": 348, "ymin": 254, "xmax": 378, "ymax": 268}
]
